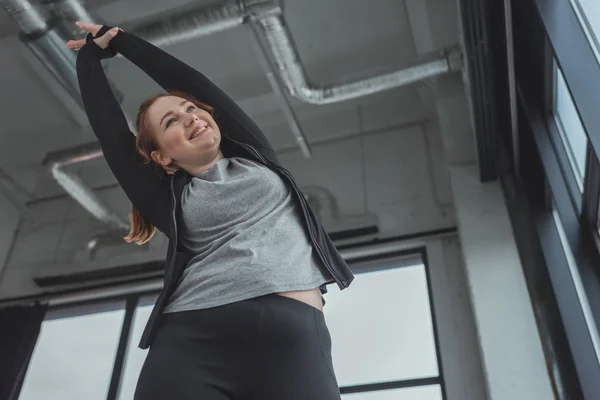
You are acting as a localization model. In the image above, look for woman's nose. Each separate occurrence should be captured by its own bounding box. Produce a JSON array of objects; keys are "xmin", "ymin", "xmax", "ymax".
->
[{"xmin": 185, "ymin": 113, "xmax": 198, "ymax": 126}]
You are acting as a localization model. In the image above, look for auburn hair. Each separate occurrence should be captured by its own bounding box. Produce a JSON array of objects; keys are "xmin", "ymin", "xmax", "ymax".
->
[{"xmin": 124, "ymin": 91, "xmax": 214, "ymax": 245}]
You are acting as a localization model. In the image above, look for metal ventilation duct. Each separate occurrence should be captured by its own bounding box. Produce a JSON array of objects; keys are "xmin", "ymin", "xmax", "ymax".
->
[
  {"xmin": 1, "ymin": 0, "xmax": 129, "ymax": 230},
  {"xmin": 129, "ymin": 0, "xmax": 279, "ymax": 48},
  {"xmin": 43, "ymin": 142, "xmax": 129, "ymax": 231},
  {"xmin": 255, "ymin": 14, "xmax": 463, "ymax": 104}
]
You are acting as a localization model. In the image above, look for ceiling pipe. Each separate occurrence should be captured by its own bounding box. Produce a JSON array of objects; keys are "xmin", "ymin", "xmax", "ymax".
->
[
  {"xmin": 41, "ymin": 0, "xmax": 96, "ymax": 37},
  {"xmin": 43, "ymin": 142, "xmax": 129, "ymax": 231},
  {"xmin": 254, "ymin": 14, "xmax": 464, "ymax": 105},
  {"xmin": 1, "ymin": 0, "xmax": 131, "ymax": 230},
  {"xmin": 128, "ymin": 0, "xmax": 279, "ymax": 48},
  {"xmin": 1, "ymin": 0, "xmax": 48, "ymax": 34}
]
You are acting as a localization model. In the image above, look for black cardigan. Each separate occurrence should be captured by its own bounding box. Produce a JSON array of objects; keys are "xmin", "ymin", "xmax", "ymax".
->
[
  {"xmin": 76, "ymin": 26, "xmax": 354, "ymax": 348},
  {"xmin": 76, "ymin": 26, "xmax": 279, "ymax": 234}
]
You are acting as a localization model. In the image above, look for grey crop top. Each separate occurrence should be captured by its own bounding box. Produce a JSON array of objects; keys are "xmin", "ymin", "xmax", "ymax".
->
[{"xmin": 164, "ymin": 157, "xmax": 330, "ymax": 313}]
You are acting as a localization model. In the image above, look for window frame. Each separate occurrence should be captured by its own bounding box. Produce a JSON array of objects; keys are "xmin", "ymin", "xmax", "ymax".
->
[
  {"xmin": 21, "ymin": 246, "xmax": 449, "ymax": 400},
  {"xmin": 509, "ymin": 0, "xmax": 600, "ymax": 397}
]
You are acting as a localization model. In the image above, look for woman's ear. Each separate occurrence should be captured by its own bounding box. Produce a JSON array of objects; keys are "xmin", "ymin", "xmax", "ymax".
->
[
  {"xmin": 151, "ymin": 150, "xmax": 178, "ymax": 174},
  {"xmin": 150, "ymin": 150, "xmax": 172, "ymax": 168}
]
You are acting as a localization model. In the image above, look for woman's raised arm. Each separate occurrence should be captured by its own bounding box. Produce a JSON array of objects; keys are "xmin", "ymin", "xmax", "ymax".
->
[
  {"xmin": 75, "ymin": 29, "xmax": 170, "ymax": 234},
  {"xmin": 91, "ymin": 25, "xmax": 277, "ymax": 159}
]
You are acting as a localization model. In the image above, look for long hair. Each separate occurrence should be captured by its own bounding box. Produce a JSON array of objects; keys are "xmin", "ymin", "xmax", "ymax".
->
[{"xmin": 124, "ymin": 91, "xmax": 213, "ymax": 245}]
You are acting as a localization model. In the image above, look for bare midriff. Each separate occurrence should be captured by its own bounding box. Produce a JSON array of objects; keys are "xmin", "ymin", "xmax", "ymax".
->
[{"xmin": 276, "ymin": 288, "xmax": 323, "ymax": 312}]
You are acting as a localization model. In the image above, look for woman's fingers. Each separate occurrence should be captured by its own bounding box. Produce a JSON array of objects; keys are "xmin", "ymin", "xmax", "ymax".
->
[
  {"xmin": 93, "ymin": 27, "xmax": 120, "ymax": 49},
  {"xmin": 74, "ymin": 21, "xmax": 101, "ymax": 36},
  {"xmin": 65, "ymin": 24, "xmax": 120, "ymax": 51},
  {"xmin": 66, "ymin": 39, "xmax": 85, "ymax": 49}
]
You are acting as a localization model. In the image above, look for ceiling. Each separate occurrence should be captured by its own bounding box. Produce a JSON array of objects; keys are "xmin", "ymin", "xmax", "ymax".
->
[{"xmin": 0, "ymin": 0, "xmax": 476, "ymax": 300}]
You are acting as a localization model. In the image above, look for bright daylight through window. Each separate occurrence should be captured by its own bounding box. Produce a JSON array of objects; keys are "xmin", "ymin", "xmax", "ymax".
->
[
  {"xmin": 114, "ymin": 262, "xmax": 444, "ymax": 400},
  {"xmin": 554, "ymin": 65, "xmax": 588, "ymax": 188},
  {"xmin": 118, "ymin": 304, "xmax": 153, "ymax": 400},
  {"xmin": 19, "ymin": 307, "xmax": 126, "ymax": 400},
  {"xmin": 573, "ymin": 0, "xmax": 600, "ymax": 61}
]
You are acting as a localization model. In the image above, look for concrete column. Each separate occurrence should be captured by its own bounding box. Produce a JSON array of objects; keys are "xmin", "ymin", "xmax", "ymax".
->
[{"xmin": 449, "ymin": 164, "xmax": 554, "ymax": 400}]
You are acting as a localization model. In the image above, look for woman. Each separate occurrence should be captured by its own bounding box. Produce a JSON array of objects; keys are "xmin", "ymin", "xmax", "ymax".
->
[{"xmin": 67, "ymin": 23, "xmax": 354, "ymax": 399}]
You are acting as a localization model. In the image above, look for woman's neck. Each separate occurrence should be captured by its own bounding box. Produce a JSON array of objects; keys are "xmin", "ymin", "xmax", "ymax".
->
[{"xmin": 183, "ymin": 150, "xmax": 224, "ymax": 176}]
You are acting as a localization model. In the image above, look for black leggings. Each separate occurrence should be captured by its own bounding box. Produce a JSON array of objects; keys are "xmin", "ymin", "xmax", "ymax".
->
[{"xmin": 134, "ymin": 294, "xmax": 341, "ymax": 399}]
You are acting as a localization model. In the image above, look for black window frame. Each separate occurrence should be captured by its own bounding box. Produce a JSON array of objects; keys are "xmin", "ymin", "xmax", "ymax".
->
[
  {"xmin": 21, "ymin": 247, "xmax": 448, "ymax": 400},
  {"xmin": 502, "ymin": 0, "xmax": 600, "ymax": 397}
]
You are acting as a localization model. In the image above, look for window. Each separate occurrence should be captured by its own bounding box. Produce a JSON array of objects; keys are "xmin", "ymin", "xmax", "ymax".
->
[
  {"xmin": 18, "ymin": 259, "xmax": 444, "ymax": 399},
  {"xmin": 118, "ymin": 303, "xmax": 153, "ymax": 400},
  {"xmin": 572, "ymin": 0, "xmax": 600, "ymax": 62},
  {"xmin": 19, "ymin": 306, "xmax": 125, "ymax": 400},
  {"xmin": 552, "ymin": 204, "xmax": 600, "ymax": 362},
  {"xmin": 554, "ymin": 65, "xmax": 588, "ymax": 188},
  {"xmin": 341, "ymin": 385, "xmax": 443, "ymax": 400},
  {"xmin": 325, "ymin": 261, "xmax": 443, "ymax": 398}
]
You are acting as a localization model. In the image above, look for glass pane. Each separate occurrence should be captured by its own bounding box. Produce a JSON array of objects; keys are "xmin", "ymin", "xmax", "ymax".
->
[
  {"xmin": 552, "ymin": 204, "xmax": 600, "ymax": 362},
  {"xmin": 324, "ymin": 264, "xmax": 439, "ymax": 387},
  {"xmin": 341, "ymin": 384, "xmax": 442, "ymax": 400},
  {"xmin": 573, "ymin": 0, "xmax": 600, "ymax": 61},
  {"xmin": 554, "ymin": 65, "xmax": 588, "ymax": 187},
  {"xmin": 118, "ymin": 304, "xmax": 153, "ymax": 400},
  {"xmin": 19, "ymin": 308, "xmax": 125, "ymax": 400}
]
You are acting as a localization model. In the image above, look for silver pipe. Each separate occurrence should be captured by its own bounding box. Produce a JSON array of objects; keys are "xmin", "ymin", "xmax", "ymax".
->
[
  {"xmin": 249, "ymin": 23, "xmax": 311, "ymax": 157},
  {"xmin": 23, "ymin": 26, "xmax": 80, "ymax": 102},
  {"xmin": 130, "ymin": 0, "xmax": 280, "ymax": 48},
  {"xmin": 4, "ymin": 0, "xmax": 129, "ymax": 230},
  {"xmin": 50, "ymin": 167, "xmax": 128, "ymax": 231},
  {"xmin": 44, "ymin": 142, "xmax": 129, "ymax": 231},
  {"xmin": 255, "ymin": 14, "xmax": 463, "ymax": 105},
  {"xmin": 0, "ymin": 0, "xmax": 48, "ymax": 35},
  {"xmin": 43, "ymin": 0, "xmax": 96, "ymax": 37},
  {"xmin": 46, "ymin": 0, "xmax": 93, "ymax": 23}
]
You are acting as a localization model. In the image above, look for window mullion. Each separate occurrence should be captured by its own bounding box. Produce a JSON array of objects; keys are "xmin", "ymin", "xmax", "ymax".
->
[
  {"xmin": 106, "ymin": 297, "xmax": 138, "ymax": 400},
  {"xmin": 583, "ymin": 149, "xmax": 600, "ymax": 228}
]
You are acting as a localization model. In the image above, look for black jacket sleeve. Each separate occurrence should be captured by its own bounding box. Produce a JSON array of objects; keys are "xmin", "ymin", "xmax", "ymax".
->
[
  {"xmin": 76, "ymin": 41, "xmax": 171, "ymax": 234},
  {"xmin": 100, "ymin": 26, "xmax": 276, "ymax": 155}
]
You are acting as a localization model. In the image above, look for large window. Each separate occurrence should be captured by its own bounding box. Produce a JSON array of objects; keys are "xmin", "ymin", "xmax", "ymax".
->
[
  {"xmin": 572, "ymin": 0, "xmax": 600, "ymax": 62},
  {"xmin": 341, "ymin": 385, "xmax": 443, "ymax": 400},
  {"xmin": 325, "ymin": 262, "xmax": 442, "ymax": 398},
  {"xmin": 117, "ymin": 303, "xmax": 153, "ymax": 400},
  {"xmin": 16, "ymin": 256, "xmax": 444, "ymax": 400},
  {"xmin": 552, "ymin": 205, "xmax": 600, "ymax": 363},
  {"xmin": 509, "ymin": 0, "xmax": 600, "ymax": 396},
  {"xmin": 19, "ymin": 305, "xmax": 126, "ymax": 400},
  {"xmin": 554, "ymin": 65, "xmax": 588, "ymax": 188}
]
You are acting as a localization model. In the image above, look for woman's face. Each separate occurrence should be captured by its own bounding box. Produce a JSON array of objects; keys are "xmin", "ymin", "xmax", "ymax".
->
[{"xmin": 146, "ymin": 96, "xmax": 221, "ymax": 171}]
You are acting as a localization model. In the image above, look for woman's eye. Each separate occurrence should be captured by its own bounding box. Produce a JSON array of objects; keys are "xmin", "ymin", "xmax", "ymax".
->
[
  {"xmin": 187, "ymin": 105, "xmax": 196, "ymax": 112},
  {"xmin": 166, "ymin": 118, "xmax": 176, "ymax": 127}
]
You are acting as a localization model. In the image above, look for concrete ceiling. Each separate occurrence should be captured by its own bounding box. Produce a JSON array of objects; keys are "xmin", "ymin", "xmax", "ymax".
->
[{"xmin": 0, "ymin": 0, "xmax": 476, "ymax": 300}]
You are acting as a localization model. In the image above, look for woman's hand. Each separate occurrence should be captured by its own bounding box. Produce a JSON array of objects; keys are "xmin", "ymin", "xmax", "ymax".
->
[{"xmin": 66, "ymin": 22, "xmax": 120, "ymax": 51}]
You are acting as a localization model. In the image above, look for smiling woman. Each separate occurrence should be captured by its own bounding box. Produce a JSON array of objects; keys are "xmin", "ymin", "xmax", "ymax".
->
[
  {"xmin": 71, "ymin": 21, "xmax": 354, "ymax": 400},
  {"xmin": 125, "ymin": 91, "xmax": 222, "ymax": 245}
]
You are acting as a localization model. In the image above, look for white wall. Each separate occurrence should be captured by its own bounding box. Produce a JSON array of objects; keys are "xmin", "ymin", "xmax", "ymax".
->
[{"xmin": 449, "ymin": 164, "xmax": 554, "ymax": 400}]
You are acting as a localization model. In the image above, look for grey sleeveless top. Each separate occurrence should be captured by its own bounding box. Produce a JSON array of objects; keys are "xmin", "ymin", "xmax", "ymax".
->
[{"xmin": 164, "ymin": 157, "xmax": 330, "ymax": 313}]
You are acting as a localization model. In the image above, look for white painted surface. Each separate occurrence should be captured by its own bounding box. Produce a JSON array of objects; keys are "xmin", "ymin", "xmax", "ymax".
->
[{"xmin": 449, "ymin": 164, "xmax": 554, "ymax": 400}]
